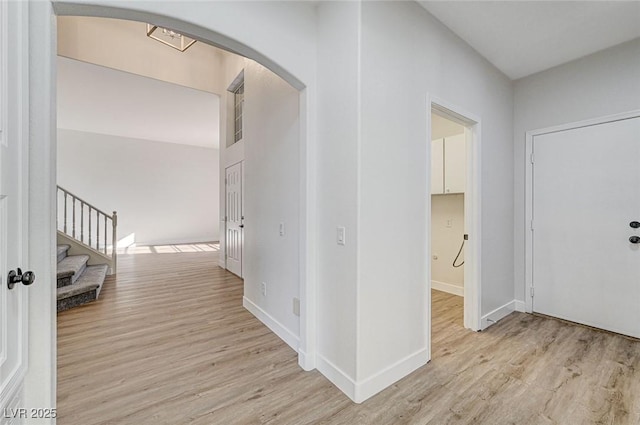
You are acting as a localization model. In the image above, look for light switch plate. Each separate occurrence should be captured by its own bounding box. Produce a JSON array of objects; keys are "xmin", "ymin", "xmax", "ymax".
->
[{"xmin": 337, "ymin": 227, "xmax": 346, "ymax": 245}]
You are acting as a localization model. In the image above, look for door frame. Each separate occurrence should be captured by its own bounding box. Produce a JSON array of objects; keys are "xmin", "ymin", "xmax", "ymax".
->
[
  {"xmin": 524, "ymin": 109, "xmax": 640, "ymax": 313},
  {"xmin": 26, "ymin": 2, "xmax": 318, "ymax": 415},
  {"xmin": 427, "ymin": 96, "xmax": 482, "ymax": 336}
]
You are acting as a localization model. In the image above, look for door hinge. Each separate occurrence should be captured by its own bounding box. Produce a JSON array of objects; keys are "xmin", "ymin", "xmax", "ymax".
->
[
  {"xmin": 530, "ymin": 286, "xmax": 534, "ymax": 298},
  {"xmin": 530, "ymin": 220, "xmax": 534, "ymax": 231},
  {"xmin": 530, "ymin": 153, "xmax": 534, "ymax": 164}
]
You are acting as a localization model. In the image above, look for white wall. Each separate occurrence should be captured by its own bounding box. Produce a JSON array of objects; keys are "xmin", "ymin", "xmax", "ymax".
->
[
  {"xmin": 316, "ymin": 0, "xmax": 361, "ymax": 384},
  {"xmin": 513, "ymin": 39, "xmax": 640, "ymax": 303},
  {"xmin": 431, "ymin": 194, "xmax": 465, "ymax": 288},
  {"xmin": 57, "ymin": 15, "xmax": 225, "ymax": 94},
  {"xmin": 57, "ymin": 129, "xmax": 220, "ymax": 246},
  {"xmin": 218, "ymin": 54, "xmax": 302, "ymax": 343},
  {"xmin": 357, "ymin": 0, "xmax": 514, "ymax": 392},
  {"xmin": 57, "ymin": 56, "xmax": 220, "ymax": 149}
]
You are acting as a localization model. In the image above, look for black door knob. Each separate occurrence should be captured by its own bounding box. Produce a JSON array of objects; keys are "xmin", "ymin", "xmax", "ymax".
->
[
  {"xmin": 7, "ymin": 268, "xmax": 36, "ymax": 290},
  {"xmin": 630, "ymin": 221, "xmax": 640, "ymax": 229},
  {"xmin": 630, "ymin": 236, "xmax": 640, "ymax": 244}
]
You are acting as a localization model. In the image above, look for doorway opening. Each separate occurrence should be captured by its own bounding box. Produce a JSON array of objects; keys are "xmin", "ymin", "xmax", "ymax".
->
[
  {"xmin": 428, "ymin": 100, "xmax": 481, "ymax": 356},
  {"xmin": 51, "ymin": 11, "xmax": 308, "ymax": 422}
]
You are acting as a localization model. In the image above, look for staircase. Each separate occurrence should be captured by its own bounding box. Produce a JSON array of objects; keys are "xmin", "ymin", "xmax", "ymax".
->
[
  {"xmin": 56, "ymin": 186, "xmax": 118, "ymax": 312},
  {"xmin": 57, "ymin": 244, "xmax": 109, "ymax": 312}
]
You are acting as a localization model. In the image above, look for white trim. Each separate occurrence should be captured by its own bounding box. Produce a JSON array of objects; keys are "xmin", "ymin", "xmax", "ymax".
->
[
  {"xmin": 481, "ymin": 300, "xmax": 516, "ymax": 330},
  {"xmin": 298, "ymin": 86, "xmax": 317, "ymax": 371},
  {"xmin": 428, "ymin": 95, "xmax": 482, "ymax": 334},
  {"xmin": 354, "ymin": 348, "xmax": 429, "ymax": 403},
  {"xmin": 431, "ymin": 280, "xmax": 464, "ymax": 297},
  {"xmin": 321, "ymin": 348, "xmax": 429, "ymax": 404},
  {"xmin": 514, "ymin": 300, "xmax": 526, "ymax": 313},
  {"xmin": 316, "ymin": 354, "xmax": 357, "ymax": 401},
  {"xmin": 243, "ymin": 296, "xmax": 300, "ymax": 353},
  {"xmin": 226, "ymin": 69, "xmax": 244, "ymax": 93},
  {"xmin": 524, "ymin": 110, "xmax": 640, "ymax": 314},
  {"xmin": 297, "ymin": 349, "xmax": 313, "ymax": 372},
  {"xmin": 26, "ymin": 0, "xmax": 57, "ymax": 417}
]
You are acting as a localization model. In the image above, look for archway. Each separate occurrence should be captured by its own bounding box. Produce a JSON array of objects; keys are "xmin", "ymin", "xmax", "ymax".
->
[{"xmin": 27, "ymin": 1, "xmax": 318, "ymax": 414}]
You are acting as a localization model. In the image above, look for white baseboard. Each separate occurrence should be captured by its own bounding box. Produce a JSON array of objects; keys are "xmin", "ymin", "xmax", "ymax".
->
[
  {"xmin": 514, "ymin": 300, "xmax": 526, "ymax": 312},
  {"xmin": 298, "ymin": 349, "xmax": 315, "ymax": 371},
  {"xmin": 354, "ymin": 348, "xmax": 429, "ymax": 403},
  {"xmin": 316, "ymin": 354, "xmax": 357, "ymax": 401},
  {"xmin": 481, "ymin": 300, "xmax": 516, "ymax": 330},
  {"xmin": 316, "ymin": 348, "xmax": 429, "ymax": 404},
  {"xmin": 431, "ymin": 280, "xmax": 464, "ymax": 297},
  {"xmin": 243, "ymin": 297, "xmax": 299, "ymax": 352}
]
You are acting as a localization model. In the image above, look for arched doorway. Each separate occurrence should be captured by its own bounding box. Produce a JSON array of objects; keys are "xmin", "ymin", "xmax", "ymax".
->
[{"xmin": 26, "ymin": 1, "xmax": 318, "ymax": 415}]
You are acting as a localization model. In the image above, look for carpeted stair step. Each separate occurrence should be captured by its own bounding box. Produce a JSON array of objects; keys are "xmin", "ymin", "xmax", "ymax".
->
[
  {"xmin": 57, "ymin": 254, "xmax": 89, "ymax": 288},
  {"xmin": 57, "ymin": 264, "xmax": 108, "ymax": 312},
  {"xmin": 57, "ymin": 244, "xmax": 70, "ymax": 263}
]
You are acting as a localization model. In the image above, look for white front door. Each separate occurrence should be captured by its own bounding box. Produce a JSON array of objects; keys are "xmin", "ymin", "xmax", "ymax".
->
[
  {"xmin": 532, "ymin": 115, "xmax": 640, "ymax": 338},
  {"xmin": 0, "ymin": 0, "xmax": 30, "ymax": 418},
  {"xmin": 225, "ymin": 162, "xmax": 243, "ymax": 277}
]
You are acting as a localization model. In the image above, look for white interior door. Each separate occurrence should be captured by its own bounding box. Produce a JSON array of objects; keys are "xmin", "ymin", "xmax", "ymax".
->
[
  {"xmin": 0, "ymin": 0, "xmax": 30, "ymax": 417},
  {"xmin": 532, "ymin": 116, "xmax": 640, "ymax": 338},
  {"xmin": 225, "ymin": 162, "xmax": 243, "ymax": 277}
]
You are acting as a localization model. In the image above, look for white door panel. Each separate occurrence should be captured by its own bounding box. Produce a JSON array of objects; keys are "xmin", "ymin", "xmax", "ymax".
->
[
  {"xmin": 0, "ymin": 0, "xmax": 29, "ymax": 415},
  {"xmin": 225, "ymin": 162, "xmax": 243, "ymax": 277},
  {"xmin": 533, "ymin": 116, "xmax": 640, "ymax": 338}
]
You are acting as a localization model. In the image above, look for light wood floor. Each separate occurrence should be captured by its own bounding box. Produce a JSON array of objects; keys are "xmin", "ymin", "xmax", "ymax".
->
[{"xmin": 58, "ymin": 248, "xmax": 640, "ymax": 424}]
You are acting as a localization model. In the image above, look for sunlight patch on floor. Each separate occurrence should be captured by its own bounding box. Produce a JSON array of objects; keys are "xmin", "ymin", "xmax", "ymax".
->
[{"xmin": 118, "ymin": 242, "xmax": 220, "ymax": 255}]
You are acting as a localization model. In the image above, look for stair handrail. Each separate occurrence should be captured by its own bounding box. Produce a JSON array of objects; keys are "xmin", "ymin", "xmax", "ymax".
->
[{"xmin": 57, "ymin": 185, "xmax": 118, "ymax": 274}]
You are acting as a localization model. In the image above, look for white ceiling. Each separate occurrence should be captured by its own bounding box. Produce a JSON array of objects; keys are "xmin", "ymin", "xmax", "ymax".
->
[
  {"xmin": 57, "ymin": 56, "xmax": 220, "ymax": 148},
  {"xmin": 418, "ymin": 1, "xmax": 640, "ymax": 80}
]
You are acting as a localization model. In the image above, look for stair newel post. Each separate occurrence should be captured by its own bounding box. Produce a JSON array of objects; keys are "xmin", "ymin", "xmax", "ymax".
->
[
  {"xmin": 112, "ymin": 211, "xmax": 118, "ymax": 275},
  {"xmin": 63, "ymin": 192, "xmax": 68, "ymax": 234}
]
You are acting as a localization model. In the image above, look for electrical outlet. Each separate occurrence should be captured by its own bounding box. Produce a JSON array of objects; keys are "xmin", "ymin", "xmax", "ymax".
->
[
  {"xmin": 446, "ymin": 219, "xmax": 453, "ymax": 228},
  {"xmin": 261, "ymin": 282, "xmax": 267, "ymax": 297},
  {"xmin": 293, "ymin": 297, "xmax": 300, "ymax": 316},
  {"xmin": 279, "ymin": 222, "xmax": 285, "ymax": 236}
]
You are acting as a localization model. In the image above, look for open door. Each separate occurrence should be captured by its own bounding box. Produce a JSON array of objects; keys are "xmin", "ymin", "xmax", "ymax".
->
[{"xmin": 0, "ymin": 0, "xmax": 31, "ymax": 415}]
